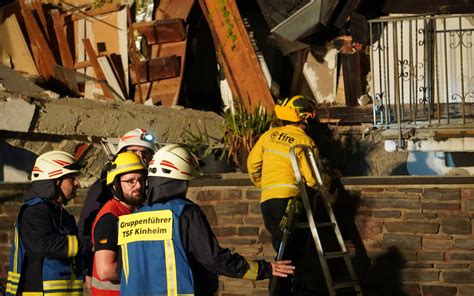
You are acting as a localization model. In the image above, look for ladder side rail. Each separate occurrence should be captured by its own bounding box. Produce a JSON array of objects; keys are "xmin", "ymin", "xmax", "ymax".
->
[
  {"xmin": 100, "ymin": 138, "xmax": 118, "ymax": 158},
  {"xmin": 305, "ymin": 147, "xmax": 349, "ymax": 253},
  {"xmin": 304, "ymin": 146, "xmax": 362, "ymax": 291},
  {"xmin": 289, "ymin": 145, "xmax": 336, "ymax": 295}
]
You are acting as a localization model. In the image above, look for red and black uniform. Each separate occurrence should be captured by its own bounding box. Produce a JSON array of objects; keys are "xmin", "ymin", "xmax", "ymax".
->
[
  {"xmin": 78, "ymin": 172, "xmax": 112, "ymax": 278},
  {"xmin": 91, "ymin": 198, "xmax": 130, "ymax": 296}
]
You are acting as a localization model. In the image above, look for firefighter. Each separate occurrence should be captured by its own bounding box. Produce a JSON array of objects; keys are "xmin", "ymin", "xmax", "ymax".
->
[
  {"xmin": 118, "ymin": 144, "xmax": 295, "ymax": 295},
  {"xmin": 90, "ymin": 152, "xmax": 147, "ymax": 295},
  {"xmin": 247, "ymin": 95, "xmax": 327, "ymax": 294},
  {"xmin": 6, "ymin": 151, "xmax": 83, "ymax": 295},
  {"xmin": 78, "ymin": 128, "xmax": 155, "ymax": 290}
]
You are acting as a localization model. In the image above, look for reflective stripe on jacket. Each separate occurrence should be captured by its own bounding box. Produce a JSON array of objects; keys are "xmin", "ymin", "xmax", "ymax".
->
[
  {"xmin": 6, "ymin": 197, "xmax": 82, "ymax": 296},
  {"xmin": 119, "ymin": 198, "xmax": 194, "ymax": 296},
  {"xmin": 91, "ymin": 198, "xmax": 130, "ymax": 296},
  {"xmin": 247, "ymin": 125, "xmax": 318, "ymax": 203}
]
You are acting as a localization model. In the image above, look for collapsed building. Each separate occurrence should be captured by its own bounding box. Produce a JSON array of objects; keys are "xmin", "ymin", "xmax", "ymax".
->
[{"xmin": 1, "ymin": 0, "xmax": 474, "ymax": 295}]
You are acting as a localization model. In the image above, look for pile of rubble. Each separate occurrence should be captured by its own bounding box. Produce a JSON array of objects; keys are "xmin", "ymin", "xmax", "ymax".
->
[{"xmin": 0, "ymin": 0, "xmax": 194, "ymax": 105}]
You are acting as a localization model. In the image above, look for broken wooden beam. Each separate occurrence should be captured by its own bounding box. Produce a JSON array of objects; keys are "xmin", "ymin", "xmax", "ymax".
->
[
  {"xmin": 51, "ymin": 9, "xmax": 74, "ymax": 68},
  {"xmin": 198, "ymin": 0, "xmax": 275, "ymax": 112},
  {"xmin": 21, "ymin": 7, "xmax": 57, "ymax": 79},
  {"xmin": 130, "ymin": 56, "xmax": 181, "ymax": 84},
  {"xmin": 82, "ymin": 38, "xmax": 113, "ymax": 99},
  {"xmin": 132, "ymin": 18, "xmax": 186, "ymax": 44},
  {"xmin": 70, "ymin": 3, "xmax": 122, "ymax": 21}
]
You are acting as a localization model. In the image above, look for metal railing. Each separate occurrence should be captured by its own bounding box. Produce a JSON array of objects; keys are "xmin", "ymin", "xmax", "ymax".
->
[{"xmin": 369, "ymin": 14, "xmax": 474, "ymax": 134}]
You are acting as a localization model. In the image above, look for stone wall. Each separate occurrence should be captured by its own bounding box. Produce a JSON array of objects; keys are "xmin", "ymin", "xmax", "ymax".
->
[{"xmin": 1, "ymin": 177, "xmax": 474, "ymax": 295}]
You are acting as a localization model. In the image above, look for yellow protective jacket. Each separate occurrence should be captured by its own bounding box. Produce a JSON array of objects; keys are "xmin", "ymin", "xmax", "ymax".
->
[{"xmin": 247, "ymin": 125, "xmax": 319, "ymax": 203}]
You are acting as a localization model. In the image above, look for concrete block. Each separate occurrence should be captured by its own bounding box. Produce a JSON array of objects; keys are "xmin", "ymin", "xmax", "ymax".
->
[
  {"xmin": 402, "ymin": 269, "xmax": 440, "ymax": 282},
  {"xmin": 441, "ymin": 216, "xmax": 471, "ymax": 234},
  {"xmin": 423, "ymin": 238, "xmax": 453, "ymax": 250},
  {"xmin": 422, "ymin": 188, "xmax": 460, "ymax": 201},
  {"xmin": 417, "ymin": 251, "xmax": 445, "ymax": 261},
  {"xmin": 422, "ymin": 202, "xmax": 460, "ymax": 211},
  {"xmin": 382, "ymin": 233, "xmax": 421, "ymax": 249},
  {"xmin": 451, "ymin": 252, "xmax": 474, "ymax": 260},
  {"xmin": 434, "ymin": 263, "xmax": 469, "ymax": 269},
  {"xmin": 454, "ymin": 239, "xmax": 474, "ymax": 250},
  {"xmin": 221, "ymin": 189, "xmax": 242, "ymax": 200},
  {"xmin": 195, "ymin": 190, "xmax": 222, "ymax": 202},
  {"xmin": 404, "ymin": 212, "xmax": 438, "ymax": 220},
  {"xmin": 215, "ymin": 202, "xmax": 248, "ymax": 216},
  {"xmin": 458, "ymin": 286, "xmax": 474, "ymax": 296},
  {"xmin": 421, "ymin": 285, "xmax": 457, "ymax": 296},
  {"xmin": 237, "ymin": 226, "xmax": 259, "ymax": 236},
  {"xmin": 0, "ymin": 98, "xmax": 35, "ymax": 132},
  {"xmin": 213, "ymin": 226, "xmax": 237, "ymax": 237},
  {"xmin": 361, "ymin": 198, "xmax": 420, "ymax": 209},
  {"xmin": 442, "ymin": 271, "xmax": 474, "ymax": 283},
  {"xmin": 374, "ymin": 210, "xmax": 401, "ymax": 218},
  {"xmin": 385, "ymin": 222, "xmax": 440, "ymax": 234},
  {"xmin": 245, "ymin": 189, "xmax": 260, "ymax": 200}
]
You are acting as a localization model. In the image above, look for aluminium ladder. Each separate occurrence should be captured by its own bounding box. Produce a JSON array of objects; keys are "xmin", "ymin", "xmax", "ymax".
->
[{"xmin": 270, "ymin": 144, "xmax": 362, "ymax": 296}]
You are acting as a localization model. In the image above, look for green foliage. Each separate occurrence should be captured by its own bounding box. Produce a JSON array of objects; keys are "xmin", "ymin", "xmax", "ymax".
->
[
  {"xmin": 222, "ymin": 100, "xmax": 274, "ymax": 169},
  {"xmin": 185, "ymin": 127, "xmax": 226, "ymax": 161},
  {"xmin": 93, "ymin": 0, "xmax": 112, "ymax": 8},
  {"xmin": 218, "ymin": 0, "xmax": 237, "ymax": 50}
]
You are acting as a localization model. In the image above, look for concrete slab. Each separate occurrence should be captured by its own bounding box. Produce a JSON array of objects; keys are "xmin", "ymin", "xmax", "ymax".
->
[
  {"xmin": 0, "ymin": 98, "xmax": 35, "ymax": 132},
  {"xmin": 0, "ymin": 65, "xmax": 44, "ymax": 95}
]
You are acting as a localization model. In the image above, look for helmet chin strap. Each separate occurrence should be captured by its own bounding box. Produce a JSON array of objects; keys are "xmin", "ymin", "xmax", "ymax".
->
[
  {"xmin": 111, "ymin": 178, "xmax": 143, "ymax": 207},
  {"xmin": 54, "ymin": 179, "xmax": 68, "ymax": 206}
]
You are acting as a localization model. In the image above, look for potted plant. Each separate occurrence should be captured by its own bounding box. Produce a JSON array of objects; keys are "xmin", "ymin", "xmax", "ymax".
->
[
  {"xmin": 222, "ymin": 99, "xmax": 274, "ymax": 173},
  {"xmin": 185, "ymin": 128, "xmax": 232, "ymax": 174}
]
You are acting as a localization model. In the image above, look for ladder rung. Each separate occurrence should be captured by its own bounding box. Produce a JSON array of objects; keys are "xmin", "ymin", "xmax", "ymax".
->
[
  {"xmin": 294, "ymin": 222, "xmax": 308, "ymax": 228},
  {"xmin": 324, "ymin": 251, "xmax": 349, "ymax": 259},
  {"xmin": 316, "ymin": 222, "xmax": 335, "ymax": 228},
  {"xmin": 333, "ymin": 281, "xmax": 360, "ymax": 290},
  {"xmin": 294, "ymin": 222, "xmax": 336, "ymax": 228}
]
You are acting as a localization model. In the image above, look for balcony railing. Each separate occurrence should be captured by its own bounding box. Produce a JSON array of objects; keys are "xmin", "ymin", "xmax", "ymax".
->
[{"xmin": 369, "ymin": 14, "xmax": 474, "ymax": 133}]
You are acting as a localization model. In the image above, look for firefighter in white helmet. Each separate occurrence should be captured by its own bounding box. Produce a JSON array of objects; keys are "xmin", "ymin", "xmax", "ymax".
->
[
  {"xmin": 6, "ymin": 151, "xmax": 83, "ymax": 295},
  {"xmin": 78, "ymin": 128, "xmax": 156, "ymax": 291},
  {"xmin": 118, "ymin": 144, "xmax": 294, "ymax": 295}
]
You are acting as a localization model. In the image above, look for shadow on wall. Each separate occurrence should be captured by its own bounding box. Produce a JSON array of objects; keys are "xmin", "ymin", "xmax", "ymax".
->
[
  {"xmin": 364, "ymin": 246, "xmax": 407, "ymax": 296},
  {"xmin": 0, "ymin": 140, "xmax": 37, "ymax": 182},
  {"xmin": 307, "ymin": 121, "xmax": 374, "ymax": 176},
  {"xmin": 334, "ymin": 189, "xmax": 407, "ymax": 295}
]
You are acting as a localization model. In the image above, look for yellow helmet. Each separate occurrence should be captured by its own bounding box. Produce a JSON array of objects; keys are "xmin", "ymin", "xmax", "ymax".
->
[
  {"xmin": 106, "ymin": 151, "xmax": 146, "ymax": 185},
  {"xmin": 274, "ymin": 95, "xmax": 316, "ymax": 122}
]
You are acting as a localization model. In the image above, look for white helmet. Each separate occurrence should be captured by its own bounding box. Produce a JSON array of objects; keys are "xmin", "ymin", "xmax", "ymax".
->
[
  {"xmin": 31, "ymin": 151, "xmax": 81, "ymax": 181},
  {"xmin": 117, "ymin": 128, "xmax": 156, "ymax": 153},
  {"xmin": 148, "ymin": 144, "xmax": 201, "ymax": 180}
]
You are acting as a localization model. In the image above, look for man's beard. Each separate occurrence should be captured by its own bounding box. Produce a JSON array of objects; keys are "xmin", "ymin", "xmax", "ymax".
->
[{"xmin": 122, "ymin": 190, "xmax": 144, "ymax": 206}]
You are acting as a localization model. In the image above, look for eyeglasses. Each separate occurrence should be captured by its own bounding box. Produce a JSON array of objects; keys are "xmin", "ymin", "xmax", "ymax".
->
[{"xmin": 120, "ymin": 178, "xmax": 144, "ymax": 187}]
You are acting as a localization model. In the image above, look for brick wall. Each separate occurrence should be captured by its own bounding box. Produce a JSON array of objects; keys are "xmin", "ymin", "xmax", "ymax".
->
[{"xmin": 1, "ymin": 177, "xmax": 474, "ymax": 296}]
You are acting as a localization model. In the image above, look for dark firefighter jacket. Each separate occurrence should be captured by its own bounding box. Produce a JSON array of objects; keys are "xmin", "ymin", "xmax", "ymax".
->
[{"xmin": 6, "ymin": 180, "xmax": 82, "ymax": 295}]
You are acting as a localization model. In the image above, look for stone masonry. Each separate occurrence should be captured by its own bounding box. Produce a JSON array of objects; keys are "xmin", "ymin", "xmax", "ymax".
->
[{"xmin": 1, "ymin": 178, "xmax": 474, "ymax": 295}]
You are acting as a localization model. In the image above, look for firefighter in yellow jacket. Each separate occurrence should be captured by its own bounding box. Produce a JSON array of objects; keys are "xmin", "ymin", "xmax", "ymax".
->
[{"xmin": 247, "ymin": 95, "xmax": 323, "ymax": 294}]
